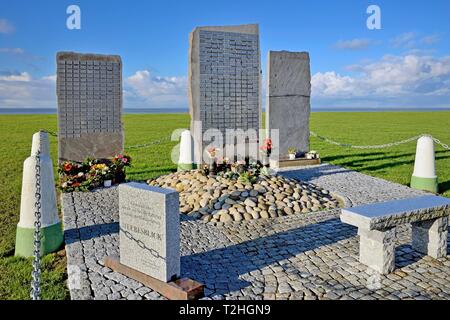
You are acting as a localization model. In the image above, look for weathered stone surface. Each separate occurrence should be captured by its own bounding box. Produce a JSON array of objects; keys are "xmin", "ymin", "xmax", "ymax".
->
[
  {"xmin": 57, "ymin": 51, "xmax": 123, "ymax": 162},
  {"xmin": 266, "ymin": 51, "xmax": 311, "ymax": 158},
  {"xmin": 358, "ymin": 228, "xmax": 396, "ymax": 274},
  {"xmin": 119, "ymin": 182, "xmax": 180, "ymax": 282},
  {"xmin": 412, "ymin": 217, "xmax": 448, "ymax": 259},
  {"xmin": 59, "ymin": 132, "xmax": 123, "ymax": 163},
  {"xmin": 341, "ymin": 195, "xmax": 450, "ymax": 230},
  {"xmin": 188, "ymin": 24, "xmax": 261, "ymax": 163}
]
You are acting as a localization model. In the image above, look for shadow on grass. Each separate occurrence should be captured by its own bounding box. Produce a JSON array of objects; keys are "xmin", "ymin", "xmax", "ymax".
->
[
  {"xmin": 323, "ymin": 152, "xmax": 385, "ymax": 162},
  {"xmin": 359, "ymin": 152, "xmax": 450, "ymax": 172},
  {"xmin": 439, "ymin": 180, "xmax": 450, "ymax": 194}
]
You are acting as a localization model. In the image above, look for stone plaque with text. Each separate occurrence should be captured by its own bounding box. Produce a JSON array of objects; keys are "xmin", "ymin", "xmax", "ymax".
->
[
  {"xmin": 56, "ymin": 51, "xmax": 123, "ymax": 162},
  {"xmin": 119, "ymin": 182, "xmax": 180, "ymax": 282},
  {"xmin": 188, "ymin": 24, "xmax": 262, "ymax": 163}
]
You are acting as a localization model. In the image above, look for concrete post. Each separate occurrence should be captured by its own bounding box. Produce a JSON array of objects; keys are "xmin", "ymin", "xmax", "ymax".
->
[
  {"xmin": 411, "ymin": 136, "xmax": 438, "ymax": 193},
  {"xmin": 178, "ymin": 130, "xmax": 195, "ymax": 171},
  {"xmin": 15, "ymin": 131, "xmax": 63, "ymax": 257}
]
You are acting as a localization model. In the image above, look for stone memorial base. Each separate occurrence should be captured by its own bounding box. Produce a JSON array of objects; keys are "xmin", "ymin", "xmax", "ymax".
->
[
  {"xmin": 104, "ymin": 256, "xmax": 204, "ymax": 300},
  {"xmin": 270, "ymin": 157, "xmax": 321, "ymax": 169}
]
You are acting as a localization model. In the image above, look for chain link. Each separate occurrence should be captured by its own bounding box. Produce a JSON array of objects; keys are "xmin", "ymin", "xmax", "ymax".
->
[
  {"xmin": 433, "ymin": 137, "xmax": 450, "ymax": 150},
  {"xmin": 120, "ymin": 228, "xmax": 166, "ymax": 260},
  {"xmin": 39, "ymin": 129, "xmax": 58, "ymax": 137},
  {"xmin": 37, "ymin": 128, "xmax": 172, "ymax": 150},
  {"xmin": 37, "ymin": 127, "xmax": 450, "ymax": 151},
  {"xmin": 310, "ymin": 131, "xmax": 429, "ymax": 149},
  {"xmin": 30, "ymin": 150, "xmax": 42, "ymax": 300}
]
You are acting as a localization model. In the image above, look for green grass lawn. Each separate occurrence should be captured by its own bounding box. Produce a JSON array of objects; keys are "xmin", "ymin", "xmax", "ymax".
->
[{"xmin": 0, "ymin": 111, "xmax": 449, "ymax": 299}]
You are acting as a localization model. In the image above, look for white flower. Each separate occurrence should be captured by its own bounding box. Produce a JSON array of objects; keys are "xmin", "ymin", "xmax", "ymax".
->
[
  {"xmin": 62, "ymin": 182, "xmax": 68, "ymax": 188},
  {"xmin": 77, "ymin": 172, "xmax": 84, "ymax": 177}
]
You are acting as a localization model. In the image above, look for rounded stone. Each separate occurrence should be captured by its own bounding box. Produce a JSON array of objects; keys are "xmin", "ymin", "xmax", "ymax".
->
[
  {"xmin": 260, "ymin": 210, "xmax": 269, "ymax": 219},
  {"xmin": 243, "ymin": 212, "xmax": 253, "ymax": 220},
  {"xmin": 251, "ymin": 211, "xmax": 260, "ymax": 219},
  {"xmin": 244, "ymin": 198, "xmax": 257, "ymax": 207},
  {"xmin": 219, "ymin": 213, "xmax": 233, "ymax": 223},
  {"xmin": 232, "ymin": 212, "xmax": 243, "ymax": 222}
]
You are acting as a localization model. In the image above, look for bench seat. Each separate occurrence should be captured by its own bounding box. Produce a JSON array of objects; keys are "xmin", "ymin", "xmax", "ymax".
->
[{"xmin": 340, "ymin": 195, "xmax": 450, "ymax": 274}]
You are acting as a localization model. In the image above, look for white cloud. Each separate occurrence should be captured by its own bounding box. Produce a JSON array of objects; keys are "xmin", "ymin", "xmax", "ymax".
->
[
  {"xmin": 0, "ymin": 72, "xmax": 31, "ymax": 82},
  {"xmin": 0, "ymin": 19, "xmax": 15, "ymax": 34},
  {"xmin": 334, "ymin": 39, "xmax": 373, "ymax": 50},
  {"xmin": 420, "ymin": 34, "xmax": 441, "ymax": 45},
  {"xmin": 312, "ymin": 54, "xmax": 450, "ymax": 108},
  {"xmin": 0, "ymin": 73, "xmax": 55, "ymax": 107},
  {"xmin": 391, "ymin": 32, "xmax": 417, "ymax": 48},
  {"xmin": 0, "ymin": 47, "xmax": 25, "ymax": 55},
  {"xmin": 125, "ymin": 70, "xmax": 187, "ymax": 108},
  {"xmin": 0, "ymin": 69, "xmax": 188, "ymax": 109},
  {"xmin": 391, "ymin": 32, "xmax": 441, "ymax": 48}
]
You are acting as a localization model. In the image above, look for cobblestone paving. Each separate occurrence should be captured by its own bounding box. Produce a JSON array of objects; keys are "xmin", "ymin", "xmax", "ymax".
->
[{"xmin": 63, "ymin": 164, "xmax": 450, "ymax": 300}]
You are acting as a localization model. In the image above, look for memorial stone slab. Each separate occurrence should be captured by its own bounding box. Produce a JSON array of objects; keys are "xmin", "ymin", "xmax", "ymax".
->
[
  {"xmin": 119, "ymin": 182, "xmax": 180, "ymax": 282},
  {"xmin": 56, "ymin": 52, "xmax": 123, "ymax": 162},
  {"xmin": 188, "ymin": 24, "xmax": 262, "ymax": 163},
  {"xmin": 266, "ymin": 51, "xmax": 311, "ymax": 158}
]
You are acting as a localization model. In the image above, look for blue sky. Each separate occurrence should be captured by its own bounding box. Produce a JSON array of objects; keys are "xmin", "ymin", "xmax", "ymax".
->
[{"xmin": 0, "ymin": 0, "xmax": 449, "ymax": 109}]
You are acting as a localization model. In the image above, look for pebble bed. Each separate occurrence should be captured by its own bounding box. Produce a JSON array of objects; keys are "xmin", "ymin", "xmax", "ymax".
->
[
  {"xmin": 147, "ymin": 171, "xmax": 340, "ymax": 223},
  {"xmin": 63, "ymin": 164, "xmax": 450, "ymax": 300}
]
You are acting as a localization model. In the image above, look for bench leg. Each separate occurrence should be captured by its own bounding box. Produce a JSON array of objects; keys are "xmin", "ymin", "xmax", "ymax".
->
[
  {"xmin": 358, "ymin": 228, "xmax": 396, "ymax": 274},
  {"xmin": 411, "ymin": 217, "xmax": 448, "ymax": 259}
]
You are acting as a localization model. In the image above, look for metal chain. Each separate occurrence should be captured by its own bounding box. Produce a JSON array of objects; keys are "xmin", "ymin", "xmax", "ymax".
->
[
  {"xmin": 37, "ymin": 129, "xmax": 171, "ymax": 150},
  {"xmin": 433, "ymin": 137, "xmax": 450, "ymax": 150},
  {"xmin": 310, "ymin": 131, "xmax": 426, "ymax": 149},
  {"xmin": 120, "ymin": 228, "xmax": 166, "ymax": 260},
  {"xmin": 38, "ymin": 129, "xmax": 58, "ymax": 137},
  {"xmin": 30, "ymin": 151, "xmax": 42, "ymax": 300},
  {"xmin": 125, "ymin": 136, "xmax": 172, "ymax": 150}
]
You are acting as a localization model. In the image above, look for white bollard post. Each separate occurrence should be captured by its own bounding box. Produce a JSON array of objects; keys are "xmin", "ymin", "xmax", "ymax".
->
[
  {"xmin": 410, "ymin": 135, "xmax": 438, "ymax": 193},
  {"xmin": 178, "ymin": 130, "xmax": 195, "ymax": 171},
  {"xmin": 15, "ymin": 131, "xmax": 63, "ymax": 257}
]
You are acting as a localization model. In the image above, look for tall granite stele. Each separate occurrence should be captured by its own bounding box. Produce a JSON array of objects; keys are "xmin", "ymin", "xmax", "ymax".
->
[
  {"xmin": 266, "ymin": 51, "xmax": 311, "ymax": 161},
  {"xmin": 56, "ymin": 52, "xmax": 124, "ymax": 162},
  {"xmin": 188, "ymin": 24, "xmax": 262, "ymax": 164}
]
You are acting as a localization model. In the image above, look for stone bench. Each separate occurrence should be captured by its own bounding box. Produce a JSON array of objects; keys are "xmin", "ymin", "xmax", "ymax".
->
[{"xmin": 340, "ymin": 195, "xmax": 450, "ymax": 274}]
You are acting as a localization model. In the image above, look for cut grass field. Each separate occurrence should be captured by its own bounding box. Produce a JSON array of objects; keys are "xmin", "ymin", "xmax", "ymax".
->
[{"xmin": 0, "ymin": 111, "xmax": 449, "ymax": 299}]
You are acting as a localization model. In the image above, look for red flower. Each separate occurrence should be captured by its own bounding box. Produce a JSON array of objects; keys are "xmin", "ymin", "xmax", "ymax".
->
[
  {"xmin": 260, "ymin": 138, "xmax": 273, "ymax": 151},
  {"xmin": 64, "ymin": 162, "xmax": 73, "ymax": 172}
]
